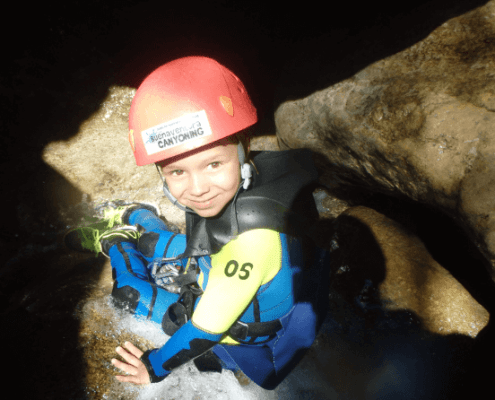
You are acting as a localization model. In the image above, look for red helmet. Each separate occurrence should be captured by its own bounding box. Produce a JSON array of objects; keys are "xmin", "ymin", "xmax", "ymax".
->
[{"xmin": 128, "ymin": 56, "xmax": 257, "ymax": 166}]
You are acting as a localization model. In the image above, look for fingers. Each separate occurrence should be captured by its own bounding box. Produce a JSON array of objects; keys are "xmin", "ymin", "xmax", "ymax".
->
[
  {"xmin": 112, "ymin": 357, "xmax": 138, "ymax": 375},
  {"xmin": 115, "ymin": 373, "xmax": 142, "ymax": 384},
  {"xmin": 114, "ymin": 342, "xmax": 142, "ymax": 367},
  {"xmin": 112, "ymin": 341, "xmax": 151, "ymax": 386},
  {"xmin": 123, "ymin": 341, "xmax": 144, "ymax": 358}
]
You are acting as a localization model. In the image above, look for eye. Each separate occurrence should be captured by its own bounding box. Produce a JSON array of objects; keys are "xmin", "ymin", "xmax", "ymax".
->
[
  {"xmin": 170, "ymin": 169, "xmax": 184, "ymax": 176},
  {"xmin": 209, "ymin": 161, "xmax": 221, "ymax": 169}
]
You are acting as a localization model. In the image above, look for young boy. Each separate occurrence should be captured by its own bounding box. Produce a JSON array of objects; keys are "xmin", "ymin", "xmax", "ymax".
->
[{"xmin": 65, "ymin": 56, "xmax": 330, "ymax": 389}]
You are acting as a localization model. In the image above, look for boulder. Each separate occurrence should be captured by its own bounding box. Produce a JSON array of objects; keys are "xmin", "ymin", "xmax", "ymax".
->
[
  {"xmin": 310, "ymin": 205, "xmax": 489, "ymax": 399},
  {"xmin": 330, "ymin": 206, "xmax": 489, "ymax": 337},
  {"xmin": 275, "ymin": 1, "xmax": 495, "ymax": 278}
]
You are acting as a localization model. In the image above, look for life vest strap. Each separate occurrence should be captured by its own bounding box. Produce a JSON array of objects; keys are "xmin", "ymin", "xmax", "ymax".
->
[
  {"xmin": 161, "ymin": 287, "xmax": 283, "ymax": 341},
  {"xmin": 227, "ymin": 319, "xmax": 282, "ymax": 343}
]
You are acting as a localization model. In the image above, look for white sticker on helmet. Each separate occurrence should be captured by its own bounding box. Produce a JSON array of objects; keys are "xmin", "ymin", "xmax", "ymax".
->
[{"xmin": 141, "ymin": 110, "xmax": 213, "ymax": 155}]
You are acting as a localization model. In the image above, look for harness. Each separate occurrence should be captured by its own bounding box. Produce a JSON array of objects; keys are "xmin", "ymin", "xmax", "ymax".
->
[{"xmin": 155, "ymin": 255, "xmax": 282, "ymax": 343}]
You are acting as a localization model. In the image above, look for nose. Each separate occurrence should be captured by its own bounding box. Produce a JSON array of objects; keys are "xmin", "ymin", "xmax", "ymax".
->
[{"xmin": 189, "ymin": 173, "xmax": 209, "ymax": 197}]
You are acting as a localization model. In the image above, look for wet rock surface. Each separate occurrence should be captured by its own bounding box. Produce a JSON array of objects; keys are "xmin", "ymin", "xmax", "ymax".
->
[
  {"xmin": 331, "ymin": 206, "xmax": 489, "ymax": 337},
  {"xmin": 41, "ymin": 85, "xmax": 187, "ymax": 231},
  {"xmin": 332, "ymin": 206, "xmax": 489, "ymax": 338},
  {"xmin": 301, "ymin": 203, "xmax": 494, "ymax": 400},
  {"xmin": 275, "ymin": 1, "xmax": 495, "ymax": 279}
]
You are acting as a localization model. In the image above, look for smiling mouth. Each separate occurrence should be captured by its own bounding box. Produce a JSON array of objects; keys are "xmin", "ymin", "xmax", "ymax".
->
[{"xmin": 189, "ymin": 195, "xmax": 218, "ymax": 208}]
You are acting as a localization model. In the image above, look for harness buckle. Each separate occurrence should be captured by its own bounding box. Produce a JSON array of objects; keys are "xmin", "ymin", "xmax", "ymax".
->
[{"xmin": 229, "ymin": 320, "xmax": 249, "ymax": 341}]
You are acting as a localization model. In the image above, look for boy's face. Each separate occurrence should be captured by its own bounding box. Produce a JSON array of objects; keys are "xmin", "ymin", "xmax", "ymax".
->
[{"xmin": 161, "ymin": 143, "xmax": 241, "ymax": 218}]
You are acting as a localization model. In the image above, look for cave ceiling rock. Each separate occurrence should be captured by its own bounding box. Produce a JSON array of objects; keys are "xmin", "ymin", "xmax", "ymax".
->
[{"xmin": 275, "ymin": 1, "xmax": 495, "ymax": 277}]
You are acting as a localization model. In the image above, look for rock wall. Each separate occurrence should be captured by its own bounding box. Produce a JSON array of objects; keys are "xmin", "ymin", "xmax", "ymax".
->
[
  {"xmin": 275, "ymin": 1, "xmax": 495, "ymax": 279},
  {"xmin": 301, "ymin": 205, "xmax": 489, "ymax": 399},
  {"xmin": 330, "ymin": 206, "xmax": 488, "ymax": 337},
  {"xmin": 41, "ymin": 85, "xmax": 187, "ymax": 232}
]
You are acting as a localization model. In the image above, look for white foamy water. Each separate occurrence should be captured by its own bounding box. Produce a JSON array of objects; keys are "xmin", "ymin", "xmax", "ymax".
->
[
  {"xmin": 111, "ymin": 307, "xmax": 278, "ymax": 400},
  {"xmin": 105, "ymin": 301, "xmax": 339, "ymax": 400}
]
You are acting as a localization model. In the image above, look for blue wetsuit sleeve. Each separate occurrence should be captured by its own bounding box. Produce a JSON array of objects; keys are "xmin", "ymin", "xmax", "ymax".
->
[{"xmin": 140, "ymin": 320, "xmax": 223, "ymax": 383}]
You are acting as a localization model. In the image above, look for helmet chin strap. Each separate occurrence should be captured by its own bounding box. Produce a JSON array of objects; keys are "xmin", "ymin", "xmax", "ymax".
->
[
  {"xmin": 241, "ymin": 164, "xmax": 252, "ymax": 190},
  {"xmin": 155, "ymin": 164, "xmax": 188, "ymax": 212},
  {"xmin": 156, "ymin": 142, "xmax": 252, "ymax": 212},
  {"xmin": 237, "ymin": 141, "xmax": 252, "ymax": 190}
]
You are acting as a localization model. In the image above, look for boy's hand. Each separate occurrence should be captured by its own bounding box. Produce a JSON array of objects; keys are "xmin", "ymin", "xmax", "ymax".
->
[{"xmin": 112, "ymin": 341, "xmax": 151, "ymax": 385}]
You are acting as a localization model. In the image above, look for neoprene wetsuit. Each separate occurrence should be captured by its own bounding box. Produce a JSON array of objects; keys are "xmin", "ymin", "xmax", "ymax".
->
[{"xmin": 109, "ymin": 149, "xmax": 331, "ymax": 389}]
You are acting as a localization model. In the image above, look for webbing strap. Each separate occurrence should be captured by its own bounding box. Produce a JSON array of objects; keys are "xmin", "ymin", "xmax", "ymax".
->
[
  {"xmin": 162, "ymin": 289, "xmax": 282, "ymax": 341},
  {"xmin": 163, "ymin": 233, "xmax": 178, "ymax": 258},
  {"xmin": 160, "ymin": 257, "xmax": 282, "ymax": 341},
  {"xmin": 228, "ymin": 319, "xmax": 282, "ymax": 343}
]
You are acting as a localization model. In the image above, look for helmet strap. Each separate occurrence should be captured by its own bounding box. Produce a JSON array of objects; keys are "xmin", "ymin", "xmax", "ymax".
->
[
  {"xmin": 155, "ymin": 164, "xmax": 188, "ymax": 211},
  {"xmin": 238, "ymin": 142, "xmax": 252, "ymax": 190},
  {"xmin": 237, "ymin": 141, "xmax": 246, "ymax": 166}
]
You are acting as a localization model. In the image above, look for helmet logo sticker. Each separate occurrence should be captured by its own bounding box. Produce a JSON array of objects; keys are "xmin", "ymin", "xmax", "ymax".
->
[
  {"xmin": 129, "ymin": 129, "xmax": 136, "ymax": 152},
  {"xmin": 141, "ymin": 110, "xmax": 213, "ymax": 155},
  {"xmin": 220, "ymin": 96, "xmax": 234, "ymax": 117}
]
